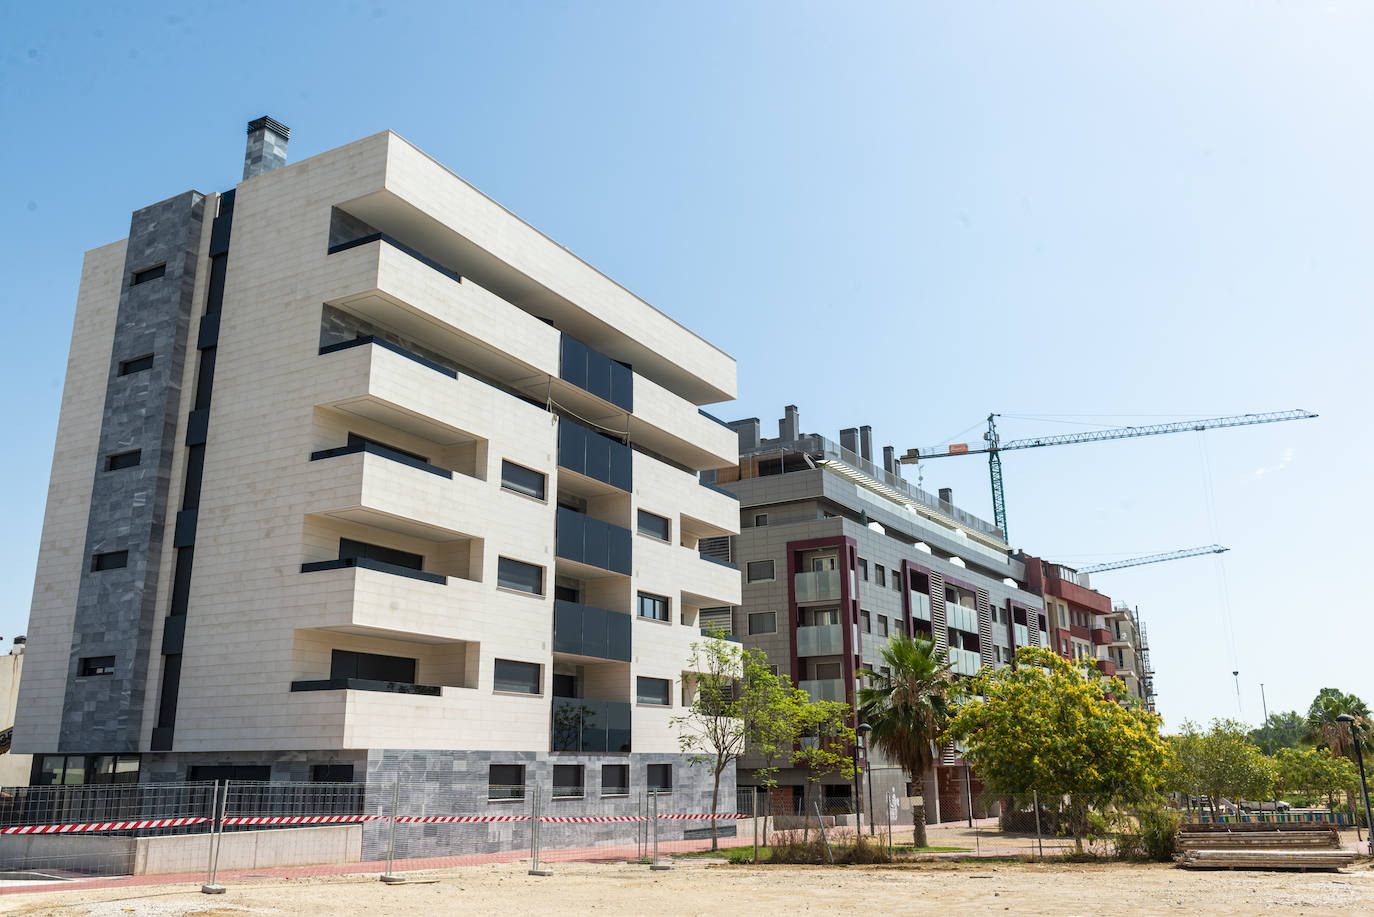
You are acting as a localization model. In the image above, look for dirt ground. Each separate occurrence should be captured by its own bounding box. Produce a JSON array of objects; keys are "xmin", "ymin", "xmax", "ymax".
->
[{"xmin": 0, "ymin": 859, "xmax": 1372, "ymax": 917}]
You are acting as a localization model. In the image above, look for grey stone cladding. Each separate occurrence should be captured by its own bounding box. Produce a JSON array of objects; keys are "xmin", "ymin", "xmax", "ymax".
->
[{"xmin": 60, "ymin": 191, "xmax": 205, "ymax": 754}]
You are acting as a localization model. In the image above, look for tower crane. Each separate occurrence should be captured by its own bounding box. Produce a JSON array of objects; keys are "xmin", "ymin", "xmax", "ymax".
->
[
  {"xmin": 1076, "ymin": 544, "xmax": 1229, "ymax": 575},
  {"xmin": 899, "ymin": 410, "xmax": 1317, "ymax": 541}
]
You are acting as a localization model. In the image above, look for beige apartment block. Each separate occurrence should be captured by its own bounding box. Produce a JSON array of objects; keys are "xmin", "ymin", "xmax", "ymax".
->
[{"xmin": 15, "ymin": 119, "xmax": 741, "ymax": 817}]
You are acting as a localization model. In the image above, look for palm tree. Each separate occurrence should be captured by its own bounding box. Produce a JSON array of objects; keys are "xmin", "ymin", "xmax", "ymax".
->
[
  {"xmin": 857, "ymin": 634, "xmax": 956, "ymax": 848},
  {"xmin": 1306, "ymin": 688, "xmax": 1371, "ymax": 758}
]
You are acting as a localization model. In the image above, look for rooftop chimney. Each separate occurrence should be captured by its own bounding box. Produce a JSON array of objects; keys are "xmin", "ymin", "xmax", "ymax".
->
[
  {"xmin": 882, "ymin": 445, "xmax": 895, "ymax": 474},
  {"xmin": 243, "ymin": 116, "xmax": 290, "ymax": 180},
  {"xmin": 840, "ymin": 427, "xmax": 859, "ymax": 455},
  {"xmin": 859, "ymin": 426, "xmax": 873, "ymax": 462},
  {"xmin": 730, "ymin": 418, "xmax": 761, "ymax": 452},
  {"xmin": 938, "ymin": 487, "xmax": 953, "ymax": 506},
  {"xmin": 780, "ymin": 405, "xmax": 800, "ymax": 441}
]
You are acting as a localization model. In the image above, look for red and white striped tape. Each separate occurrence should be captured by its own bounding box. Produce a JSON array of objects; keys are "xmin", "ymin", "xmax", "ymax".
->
[
  {"xmin": 221, "ymin": 814, "xmax": 386, "ymax": 826},
  {"xmin": 656, "ymin": 813, "xmax": 749, "ymax": 820},
  {"xmin": 538, "ymin": 815, "xmax": 646, "ymax": 823},
  {"xmin": 0, "ymin": 816, "xmax": 210, "ymax": 835},
  {"xmin": 396, "ymin": 814, "xmax": 531, "ymax": 824}
]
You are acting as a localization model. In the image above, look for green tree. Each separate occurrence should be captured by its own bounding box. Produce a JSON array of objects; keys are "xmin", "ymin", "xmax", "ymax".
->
[
  {"xmin": 791, "ymin": 697, "xmax": 858, "ymax": 817},
  {"xmin": 1163, "ymin": 720, "xmax": 1276, "ymax": 815},
  {"xmin": 948, "ymin": 646, "xmax": 1168, "ymax": 850},
  {"xmin": 857, "ymin": 634, "xmax": 956, "ymax": 848},
  {"xmin": 672, "ymin": 637, "xmax": 796, "ymax": 850},
  {"xmin": 1249, "ymin": 711, "xmax": 1306, "ymax": 753},
  {"xmin": 1276, "ymin": 746, "xmax": 1359, "ymax": 810},
  {"xmin": 1305, "ymin": 688, "xmax": 1371, "ymax": 758}
]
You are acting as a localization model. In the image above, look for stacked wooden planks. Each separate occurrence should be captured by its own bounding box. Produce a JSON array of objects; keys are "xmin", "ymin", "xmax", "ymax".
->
[{"xmin": 1175, "ymin": 823, "xmax": 1358, "ymax": 871}]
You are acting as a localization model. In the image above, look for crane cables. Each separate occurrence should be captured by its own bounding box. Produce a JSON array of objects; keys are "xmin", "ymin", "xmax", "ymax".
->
[{"xmin": 1197, "ymin": 431, "xmax": 1242, "ymax": 711}]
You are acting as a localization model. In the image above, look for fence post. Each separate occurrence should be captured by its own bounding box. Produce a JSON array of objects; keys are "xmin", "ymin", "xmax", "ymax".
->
[
  {"xmin": 1032, "ymin": 789, "xmax": 1043, "ymax": 861},
  {"xmin": 814, "ymin": 801, "xmax": 834, "ymax": 865},
  {"xmin": 649, "ymin": 790, "xmax": 672, "ymax": 870},
  {"xmin": 638, "ymin": 792, "xmax": 646, "ymax": 860},
  {"xmin": 380, "ymin": 777, "xmax": 404, "ymax": 884},
  {"xmin": 529, "ymin": 781, "xmax": 552, "ymax": 876},
  {"xmin": 201, "ymin": 780, "xmax": 226, "ymax": 894},
  {"xmin": 752, "ymin": 790, "xmax": 759, "ymax": 864}
]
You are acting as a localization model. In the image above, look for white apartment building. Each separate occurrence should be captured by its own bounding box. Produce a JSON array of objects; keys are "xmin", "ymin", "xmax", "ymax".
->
[{"xmin": 15, "ymin": 118, "xmax": 741, "ymax": 814}]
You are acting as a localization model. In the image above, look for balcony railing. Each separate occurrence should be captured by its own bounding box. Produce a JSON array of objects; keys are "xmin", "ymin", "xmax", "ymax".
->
[
  {"xmin": 697, "ymin": 478, "xmax": 740, "ymax": 501},
  {"xmin": 310, "ymin": 440, "xmax": 452, "ymax": 479},
  {"xmin": 559, "ymin": 335, "xmax": 633, "ymax": 412},
  {"xmin": 700, "ymin": 629, "xmax": 741, "ymax": 643},
  {"xmin": 796, "ymin": 623, "xmax": 844, "ymax": 657},
  {"xmin": 794, "ymin": 569, "xmax": 841, "ymax": 604},
  {"xmin": 555, "ymin": 508, "xmax": 632, "ymax": 575},
  {"xmin": 911, "ymin": 592, "xmax": 932, "ymax": 621},
  {"xmin": 553, "ymin": 600, "xmax": 631, "ymax": 662},
  {"xmin": 319, "ymin": 334, "xmax": 459, "ymax": 379},
  {"xmin": 327, "ymin": 231, "xmax": 464, "ymax": 285},
  {"xmin": 948, "ymin": 648, "xmax": 982, "ymax": 675},
  {"xmin": 558, "ymin": 418, "xmax": 632, "ymax": 492},
  {"xmin": 289, "ymin": 677, "xmax": 441, "ymax": 696},
  {"xmin": 300, "ymin": 556, "xmax": 447, "ymax": 585},
  {"xmin": 1091, "ymin": 627, "xmax": 1113, "ymax": 646},
  {"xmin": 945, "ymin": 602, "xmax": 979, "ymax": 634},
  {"xmin": 551, "ymin": 697, "xmax": 632, "ymax": 753},
  {"xmin": 799, "ymin": 678, "xmax": 847, "ymax": 703},
  {"xmin": 1014, "ymin": 623, "xmax": 1029, "ymax": 647}
]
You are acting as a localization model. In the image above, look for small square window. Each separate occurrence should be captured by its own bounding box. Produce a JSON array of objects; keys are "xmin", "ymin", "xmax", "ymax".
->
[
  {"xmin": 497, "ymin": 557, "xmax": 544, "ymax": 595},
  {"xmin": 857, "ymin": 558, "xmax": 868, "ymax": 581},
  {"xmin": 553, "ymin": 764, "xmax": 585, "ymax": 798},
  {"xmin": 636, "ymin": 676, "xmax": 672, "ymax": 706},
  {"xmin": 637, "ymin": 592, "xmax": 670, "ymax": 621},
  {"xmin": 746, "ymin": 560, "xmax": 775, "ymax": 583},
  {"xmin": 874, "ymin": 565, "xmax": 886, "ymax": 587},
  {"xmin": 877, "ymin": 615, "xmax": 888, "ymax": 637},
  {"xmin": 489, "ymin": 764, "xmax": 525, "ymax": 800},
  {"xmin": 747, "ymin": 611, "xmax": 777, "ymax": 635},
  {"xmin": 500, "ymin": 461, "xmax": 546, "ymax": 500},
  {"xmin": 105, "ymin": 450, "xmax": 142, "ymax": 471},
  {"xmin": 493, "ymin": 659, "xmax": 541, "ymax": 695},
  {"xmin": 91, "ymin": 550, "xmax": 128, "ymax": 572},
  {"xmin": 860, "ymin": 610, "xmax": 871, "ymax": 633},
  {"xmin": 79, "ymin": 656, "xmax": 115, "ymax": 677},
  {"xmin": 647, "ymin": 763, "xmax": 673, "ymax": 793},
  {"xmin": 132, "ymin": 264, "xmax": 166, "ymax": 285},
  {"xmin": 602, "ymin": 764, "xmax": 629, "ymax": 796},
  {"xmin": 118, "ymin": 354, "xmax": 154, "ymax": 375},
  {"xmin": 753, "ymin": 513, "xmax": 768, "ymax": 527},
  {"xmin": 637, "ymin": 510, "xmax": 671, "ymax": 541}
]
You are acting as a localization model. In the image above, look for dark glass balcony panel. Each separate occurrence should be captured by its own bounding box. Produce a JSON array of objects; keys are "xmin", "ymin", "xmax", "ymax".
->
[
  {"xmin": 290, "ymin": 677, "xmax": 441, "ymax": 696},
  {"xmin": 559, "ymin": 334, "xmax": 633, "ymax": 412},
  {"xmin": 555, "ymin": 507, "xmax": 631, "ymax": 575},
  {"xmin": 552, "ymin": 600, "xmax": 631, "ymax": 662},
  {"xmin": 310, "ymin": 439, "xmax": 452, "ymax": 479},
  {"xmin": 551, "ymin": 697, "xmax": 632, "ymax": 753},
  {"xmin": 557, "ymin": 418, "xmax": 632, "ymax": 492},
  {"xmin": 299, "ymin": 556, "xmax": 447, "ymax": 585}
]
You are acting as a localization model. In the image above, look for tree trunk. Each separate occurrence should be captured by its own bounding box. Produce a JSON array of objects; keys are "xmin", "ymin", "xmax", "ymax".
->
[
  {"xmin": 912, "ymin": 803, "xmax": 928, "ymax": 849},
  {"xmin": 710, "ymin": 767, "xmax": 721, "ymax": 851}
]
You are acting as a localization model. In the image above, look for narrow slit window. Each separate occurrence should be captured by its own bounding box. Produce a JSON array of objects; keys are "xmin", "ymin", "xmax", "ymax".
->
[
  {"xmin": 118, "ymin": 354, "xmax": 154, "ymax": 375},
  {"xmin": 132, "ymin": 264, "xmax": 166, "ymax": 285},
  {"xmin": 91, "ymin": 551, "xmax": 128, "ymax": 571},
  {"xmin": 79, "ymin": 656, "xmax": 115, "ymax": 677},
  {"xmin": 105, "ymin": 450, "xmax": 142, "ymax": 471}
]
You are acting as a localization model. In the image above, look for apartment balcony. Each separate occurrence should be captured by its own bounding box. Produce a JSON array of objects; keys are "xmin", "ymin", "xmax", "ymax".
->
[
  {"xmin": 945, "ymin": 603, "xmax": 979, "ymax": 634},
  {"xmin": 555, "ymin": 507, "xmax": 632, "ymax": 577},
  {"xmin": 557, "ymin": 417, "xmax": 632, "ymax": 494},
  {"xmin": 794, "ymin": 569, "xmax": 841, "ymax": 605},
  {"xmin": 553, "ymin": 600, "xmax": 631, "ymax": 662},
  {"xmin": 911, "ymin": 592, "xmax": 932, "ymax": 622},
  {"xmin": 1014, "ymin": 623, "xmax": 1029, "ymax": 647},
  {"xmin": 1091, "ymin": 627, "xmax": 1113, "ymax": 646},
  {"xmin": 799, "ymin": 678, "xmax": 847, "ymax": 703},
  {"xmin": 948, "ymin": 648, "xmax": 982, "ymax": 676},
  {"xmin": 284, "ymin": 562, "xmax": 484, "ymax": 643},
  {"xmin": 290, "ymin": 677, "xmax": 441, "ymax": 696},
  {"xmin": 1097, "ymin": 659, "xmax": 1118, "ymax": 677},
  {"xmin": 796, "ymin": 624, "xmax": 844, "ymax": 657},
  {"xmin": 632, "ymin": 536, "xmax": 740, "ymax": 608},
  {"xmin": 321, "ymin": 238, "xmax": 736, "ymax": 470},
  {"xmin": 551, "ymin": 697, "xmax": 632, "ymax": 753}
]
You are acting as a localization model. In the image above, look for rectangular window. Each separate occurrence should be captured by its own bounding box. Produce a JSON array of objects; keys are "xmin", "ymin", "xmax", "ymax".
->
[
  {"xmin": 892, "ymin": 570, "xmax": 902, "ymax": 591},
  {"xmin": 637, "ymin": 591, "xmax": 669, "ymax": 621},
  {"xmin": 553, "ymin": 764, "xmax": 585, "ymax": 798},
  {"xmin": 860, "ymin": 610, "xmax": 871, "ymax": 633},
  {"xmin": 330, "ymin": 649, "xmax": 417, "ymax": 683},
  {"xmin": 602, "ymin": 763, "xmax": 629, "ymax": 796},
  {"xmin": 815, "ymin": 662, "xmax": 842, "ymax": 679},
  {"xmin": 753, "ymin": 513, "xmax": 768, "ymax": 527},
  {"xmin": 637, "ymin": 509, "xmax": 670, "ymax": 541},
  {"xmin": 91, "ymin": 550, "xmax": 128, "ymax": 572},
  {"xmin": 877, "ymin": 615, "xmax": 888, "ymax": 637},
  {"xmin": 747, "ymin": 611, "xmax": 777, "ymax": 635},
  {"xmin": 310, "ymin": 764, "xmax": 355, "ymax": 783},
  {"xmin": 489, "ymin": 764, "xmax": 525, "ymax": 800},
  {"xmin": 497, "ymin": 557, "xmax": 544, "ymax": 595},
  {"xmin": 857, "ymin": 558, "xmax": 868, "ymax": 580},
  {"xmin": 132, "ymin": 263, "xmax": 166, "ymax": 285},
  {"xmin": 105, "ymin": 450, "xmax": 141, "ymax": 471},
  {"xmin": 118, "ymin": 354, "xmax": 155, "ymax": 375},
  {"xmin": 874, "ymin": 565, "xmax": 886, "ymax": 587},
  {"xmin": 493, "ymin": 659, "xmax": 541, "ymax": 695},
  {"xmin": 78, "ymin": 656, "xmax": 115, "ymax": 677},
  {"xmin": 637, "ymin": 676, "xmax": 672, "ymax": 706},
  {"xmin": 746, "ymin": 560, "xmax": 775, "ymax": 582},
  {"xmin": 647, "ymin": 763, "xmax": 673, "ymax": 792},
  {"xmin": 500, "ymin": 460, "xmax": 546, "ymax": 500}
]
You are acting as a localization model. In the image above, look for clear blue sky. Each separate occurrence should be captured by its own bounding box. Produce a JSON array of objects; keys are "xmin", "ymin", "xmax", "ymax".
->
[{"xmin": 2, "ymin": 2, "xmax": 1368, "ymax": 729}]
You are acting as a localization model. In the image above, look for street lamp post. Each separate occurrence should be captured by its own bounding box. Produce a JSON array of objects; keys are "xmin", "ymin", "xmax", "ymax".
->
[
  {"xmin": 1337, "ymin": 714, "xmax": 1373, "ymax": 856},
  {"xmin": 855, "ymin": 722, "xmax": 872, "ymax": 837}
]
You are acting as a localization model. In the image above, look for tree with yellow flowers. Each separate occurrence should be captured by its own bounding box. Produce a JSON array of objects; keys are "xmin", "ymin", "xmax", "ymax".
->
[{"xmin": 948, "ymin": 646, "xmax": 1169, "ymax": 851}]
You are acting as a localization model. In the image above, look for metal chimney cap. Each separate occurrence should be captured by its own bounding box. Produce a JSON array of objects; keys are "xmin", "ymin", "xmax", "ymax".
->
[{"xmin": 247, "ymin": 116, "xmax": 290, "ymax": 138}]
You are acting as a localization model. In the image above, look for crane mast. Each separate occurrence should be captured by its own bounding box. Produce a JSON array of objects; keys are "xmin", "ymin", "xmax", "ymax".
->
[{"xmin": 899, "ymin": 409, "xmax": 1317, "ymax": 541}]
